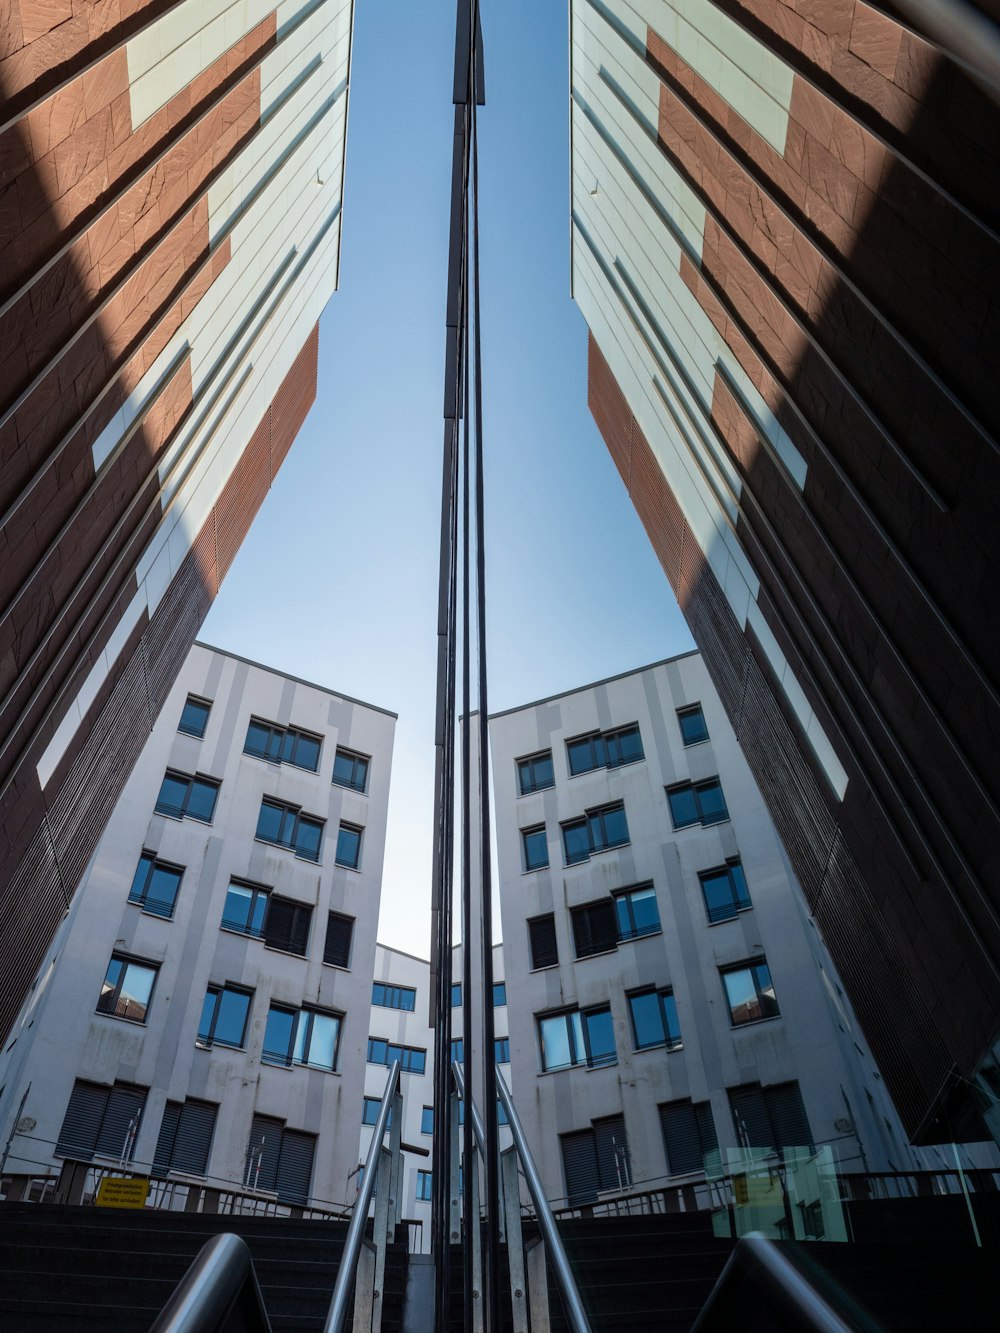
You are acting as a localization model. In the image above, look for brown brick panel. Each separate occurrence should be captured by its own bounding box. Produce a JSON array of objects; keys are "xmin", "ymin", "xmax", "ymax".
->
[
  {"xmin": 1, "ymin": 13, "xmax": 275, "ymax": 293},
  {"xmin": 216, "ymin": 416, "xmax": 271, "ymax": 581},
  {"xmin": 269, "ymin": 322, "xmax": 320, "ymax": 476},
  {"xmin": 704, "ymin": 0, "xmax": 1000, "ymax": 234}
]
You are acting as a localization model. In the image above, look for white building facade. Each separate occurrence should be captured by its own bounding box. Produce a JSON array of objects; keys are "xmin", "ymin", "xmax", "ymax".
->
[
  {"xmin": 0, "ymin": 643, "xmax": 394, "ymax": 1214},
  {"xmin": 490, "ymin": 654, "xmax": 921, "ymax": 1210}
]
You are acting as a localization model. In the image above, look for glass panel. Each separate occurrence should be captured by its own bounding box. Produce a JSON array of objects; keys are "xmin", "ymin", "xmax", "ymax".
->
[
  {"xmin": 421, "ymin": 1106, "xmax": 434, "ymax": 1134},
  {"xmin": 753, "ymin": 964, "xmax": 779, "ymax": 1019},
  {"xmin": 128, "ymin": 854, "xmax": 153, "ymax": 904},
  {"xmin": 148, "ymin": 864, "xmax": 181, "ymax": 916},
  {"xmin": 630, "ymin": 991, "xmax": 665, "ymax": 1048},
  {"xmin": 600, "ymin": 804, "xmax": 629, "ymax": 848},
  {"xmin": 626, "ymin": 886, "xmax": 660, "ymax": 937},
  {"xmin": 250, "ymin": 892, "xmax": 268, "ymax": 936},
  {"xmin": 451, "ymin": 983, "xmax": 462, "ymax": 1006},
  {"xmin": 179, "ymin": 698, "xmax": 209, "ymax": 737},
  {"xmin": 563, "ymin": 821, "xmax": 590, "ymax": 865},
  {"xmin": 408, "ymin": 1049, "xmax": 426, "ymax": 1074},
  {"xmin": 523, "ymin": 827, "xmax": 548, "ymax": 870},
  {"xmin": 731, "ymin": 861, "xmax": 752, "ymax": 908},
  {"xmin": 678, "ymin": 707, "xmax": 709, "ymax": 745},
  {"xmin": 198, "ymin": 991, "xmax": 216, "ymax": 1042},
  {"xmin": 368, "ymin": 1038, "xmax": 388, "ymax": 1065},
  {"xmin": 363, "ymin": 1098, "xmax": 381, "ymax": 1126},
  {"xmin": 533, "ymin": 753, "xmax": 554, "ymax": 789},
  {"xmin": 567, "ymin": 736, "xmax": 598, "ymax": 775},
  {"xmin": 245, "ymin": 721, "xmax": 271, "ymax": 757},
  {"xmin": 185, "ymin": 779, "xmax": 217, "ymax": 822},
  {"xmin": 495, "ymin": 1038, "xmax": 510, "ymax": 1062},
  {"xmin": 702, "ymin": 871, "xmax": 738, "ymax": 923},
  {"xmin": 668, "ymin": 787, "xmax": 699, "ymax": 828},
  {"xmin": 156, "ymin": 774, "xmax": 188, "ymax": 816},
  {"xmin": 296, "ymin": 817, "xmax": 324, "ymax": 862},
  {"xmin": 214, "ymin": 989, "xmax": 250, "ymax": 1047},
  {"xmin": 293, "ymin": 1013, "xmax": 308, "ymax": 1064},
  {"xmin": 256, "ymin": 801, "xmax": 284, "ymax": 843},
  {"xmin": 335, "ymin": 824, "xmax": 360, "ymax": 867},
  {"xmin": 493, "ymin": 982, "xmax": 506, "ymax": 1007},
  {"xmin": 117, "ymin": 962, "xmax": 155, "ymax": 1022},
  {"xmin": 263, "ymin": 1007, "xmax": 295, "ymax": 1063},
  {"xmin": 222, "ymin": 883, "xmax": 255, "ymax": 931},
  {"xmin": 293, "ymin": 734, "xmax": 321, "ymax": 772},
  {"xmin": 584, "ymin": 1007, "xmax": 616, "ymax": 1066},
  {"xmin": 662, "ymin": 992, "xmax": 681, "ymax": 1045},
  {"xmin": 540, "ymin": 1015, "xmax": 572, "ymax": 1071},
  {"xmin": 615, "ymin": 726, "xmax": 644, "ymax": 764},
  {"xmin": 98, "ymin": 958, "xmax": 123, "ymax": 1011},
  {"xmin": 697, "ymin": 782, "xmax": 728, "ymax": 825}
]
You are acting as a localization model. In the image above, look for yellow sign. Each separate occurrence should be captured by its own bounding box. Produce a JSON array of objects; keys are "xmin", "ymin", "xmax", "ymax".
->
[
  {"xmin": 95, "ymin": 1176, "xmax": 150, "ymax": 1209},
  {"xmin": 733, "ymin": 1173, "xmax": 779, "ymax": 1207}
]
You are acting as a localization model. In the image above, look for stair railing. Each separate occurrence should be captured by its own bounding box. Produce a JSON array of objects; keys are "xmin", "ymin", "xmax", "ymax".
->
[
  {"xmin": 690, "ymin": 1232, "xmax": 853, "ymax": 1332},
  {"xmin": 453, "ymin": 1060, "xmax": 592, "ymax": 1333},
  {"xmin": 324, "ymin": 1060, "xmax": 403, "ymax": 1333},
  {"xmin": 149, "ymin": 1232, "xmax": 272, "ymax": 1333}
]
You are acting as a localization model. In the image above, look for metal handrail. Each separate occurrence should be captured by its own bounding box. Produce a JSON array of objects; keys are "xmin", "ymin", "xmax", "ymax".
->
[
  {"xmin": 323, "ymin": 1059, "xmax": 401, "ymax": 1333},
  {"xmin": 149, "ymin": 1232, "xmax": 272, "ymax": 1333},
  {"xmin": 450, "ymin": 1061, "xmax": 487, "ymax": 1157},
  {"xmin": 690, "ymin": 1232, "xmax": 853, "ymax": 1333},
  {"xmin": 494, "ymin": 1067, "xmax": 593, "ymax": 1333}
]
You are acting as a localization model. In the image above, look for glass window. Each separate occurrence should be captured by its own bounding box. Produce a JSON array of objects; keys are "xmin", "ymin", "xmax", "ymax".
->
[
  {"xmin": 333, "ymin": 747, "xmax": 370, "ymax": 793},
  {"xmin": 614, "ymin": 884, "xmax": 661, "ymax": 941},
  {"xmin": 605, "ymin": 724, "xmax": 644, "ymax": 767},
  {"xmin": 566, "ymin": 733, "xmax": 604, "ymax": 776},
  {"xmin": 362, "ymin": 1097, "xmax": 382, "ymax": 1127},
  {"xmin": 421, "ymin": 1106, "xmax": 434, "ymax": 1135},
  {"xmin": 416, "ymin": 1170, "xmax": 432, "ymax": 1201},
  {"xmin": 722, "ymin": 961, "xmax": 779, "ymax": 1026},
  {"xmin": 677, "ymin": 705, "xmax": 709, "ymax": 746},
  {"xmin": 97, "ymin": 955, "xmax": 157, "ymax": 1023},
  {"xmin": 178, "ymin": 696, "xmax": 211, "ymax": 738},
  {"xmin": 451, "ymin": 1038, "xmax": 464, "ymax": 1063},
  {"xmin": 660, "ymin": 1099, "xmax": 718, "ymax": 1176},
  {"xmin": 700, "ymin": 859, "xmax": 752, "ymax": 924},
  {"xmin": 336, "ymin": 822, "xmax": 362, "ymax": 869},
  {"xmin": 244, "ymin": 719, "xmax": 321, "ymax": 772},
  {"xmin": 528, "ymin": 914, "xmax": 558, "ymax": 970},
  {"xmin": 495, "ymin": 1038, "xmax": 510, "ymax": 1063},
  {"xmin": 628, "ymin": 988, "xmax": 681, "ymax": 1050},
  {"xmin": 492, "ymin": 982, "xmax": 506, "ymax": 1007},
  {"xmin": 667, "ymin": 779, "xmax": 728, "ymax": 829},
  {"xmin": 372, "ymin": 983, "xmax": 417, "ymax": 1011},
  {"xmin": 221, "ymin": 881, "xmax": 269, "ymax": 937},
  {"xmin": 562, "ymin": 802, "xmax": 629, "ymax": 864},
  {"xmin": 517, "ymin": 750, "xmax": 554, "ymax": 795},
  {"xmin": 451, "ymin": 983, "xmax": 462, "ymax": 1007},
  {"xmin": 567, "ymin": 725, "xmax": 643, "ymax": 774},
  {"xmin": 521, "ymin": 825, "xmax": 548, "ymax": 871},
  {"xmin": 367, "ymin": 1039, "xmax": 426, "ymax": 1074},
  {"xmin": 255, "ymin": 799, "xmax": 324, "ymax": 862},
  {"xmin": 538, "ymin": 1006, "xmax": 615, "ymax": 1072},
  {"xmin": 155, "ymin": 771, "xmax": 219, "ymax": 823},
  {"xmin": 324, "ymin": 912, "xmax": 354, "ymax": 967},
  {"xmin": 198, "ymin": 985, "xmax": 252, "ymax": 1048},
  {"xmin": 264, "ymin": 1006, "xmax": 340, "ymax": 1070},
  {"xmin": 571, "ymin": 899, "xmax": 618, "ymax": 958},
  {"xmin": 128, "ymin": 852, "xmax": 183, "ymax": 919}
]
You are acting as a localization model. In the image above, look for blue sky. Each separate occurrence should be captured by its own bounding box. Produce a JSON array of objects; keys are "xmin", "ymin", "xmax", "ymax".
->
[{"xmin": 201, "ymin": 1, "xmax": 693, "ymax": 952}]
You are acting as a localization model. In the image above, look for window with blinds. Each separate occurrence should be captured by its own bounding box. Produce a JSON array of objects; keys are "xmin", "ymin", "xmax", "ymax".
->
[
  {"xmin": 324, "ymin": 912, "xmax": 354, "ymax": 968},
  {"xmin": 245, "ymin": 1114, "xmax": 316, "ymax": 1204},
  {"xmin": 152, "ymin": 1099, "xmax": 218, "ymax": 1177},
  {"xmin": 528, "ymin": 914, "xmax": 558, "ymax": 970},
  {"xmin": 570, "ymin": 899, "xmax": 617, "ymax": 958},
  {"xmin": 560, "ymin": 1114, "xmax": 631, "ymax": 1205},
  {"xmin": 728, "ymin": 1082, "xmax": 813, "ymax": 1153},
  {"xmin": 55, "ymin": 1080, "xmax": 147, "ymax": 1161},
  {"xmin": 659, "ymin": 1099, "xmax": 718, "ymax": 1177},
  {"xmin": 262, "ymin": 895, "xmax": 312, "ymax": 956}
]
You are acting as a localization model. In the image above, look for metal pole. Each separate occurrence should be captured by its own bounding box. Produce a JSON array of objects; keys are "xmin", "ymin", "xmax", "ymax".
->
[
  {"xmin": 324, "ymin": 1062, "xmax": 400, "ymax": 1333},
  {"xmin": 495, "ymin": 1069, "xmax": 593, "ymax": 1333}
]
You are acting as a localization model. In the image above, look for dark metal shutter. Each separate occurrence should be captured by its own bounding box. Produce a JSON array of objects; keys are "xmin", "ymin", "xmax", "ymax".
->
[
  {"xmin": 95, "ymin": 1083, "xmax": 146, "ymax": 1160},
  {"xmin": 529, "ymin": 915, "xmax": 558, "ymax": 969},
  {"xmin": 152, "ymin": 1102, "xmax": 182, "ymax": 1177},
  {"xmin": 247, "ymin": 1114, "xmax": 283, "ymax": 1192},
  {"xmin": 324, "ymin": 912, "xmax": 354, "ymax": 967},
  {"xmin": 171, "ymin": 1100, "xmax": 218, "ymax": 1175},
  {"xmin": 729, "ymin": 1084, "xmax": 773, "ymax": 1150},
  {"xmin": 660, "ymin": 1100, "xmax": 707, "ymax": 1176},
  {"xmin": 560, "ymin": 1129, "xmax": 600, "ymax": 1206},
  {"xmin": 766, "ymin": 1082, "xmax": 813, "ymax": 1150},
  {"xmin": 571, "ymin": 900, "xmax": 617, "ymax": 957},
  {"xmin": 593, "ymin": 1115, "xmax": 630, "ymax": 1192},
  {"xmin": 55, "ymin": 1081, "xmax": 109, "ymax": 1159},
  {"xmin": 275, "ymin": 1129, "xmax": 316, "ymax": 1204},
  {"xmin": 264, "ymin": 896, "xmax": 311, "ymax": 956},
  {"xmin": 695, "ymin": 1101, "xmax": 718, "ymax": 1158}
]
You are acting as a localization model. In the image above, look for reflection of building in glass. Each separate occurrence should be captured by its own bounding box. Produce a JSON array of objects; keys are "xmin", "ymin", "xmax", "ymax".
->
[
  {"xmin": 489, "ymin": 655, "xmax": 966, "ymax": 1209},
  {"xmin": 0, "ymin": 0, "xmax": 355, "ymax": 1048},
  {"xmin": 569, "ymin": 0, "xmax": 1000, "ymax": 1144}
]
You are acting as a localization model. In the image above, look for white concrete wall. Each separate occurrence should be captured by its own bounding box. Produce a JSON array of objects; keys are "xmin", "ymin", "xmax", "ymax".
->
[
  {"xmin": 1, "ymin": 642, "xmax": 393, "ymax": 1213},
  {"xmin": 490, "ymin": 653, "xmax": 922, "ymax": 1209}
]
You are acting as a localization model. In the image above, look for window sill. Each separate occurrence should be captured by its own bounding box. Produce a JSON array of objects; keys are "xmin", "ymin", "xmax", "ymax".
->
[
  {"xmin": 245, "ymin": 752, "xmax": 321, "ymax": 775},
  {"xmin": 528, "ymin": 963, "xmax": 559, "ymax": 974},
  {"xmin": 95, "ymin": 1011, "xmax": 147, "ymax": 1025},
  {"xmin": 574, "ymin": 946, "xmax": 618, "ymax": 963},
  {"xmin": 522, "ymin": 865, "xmax": 549, "ymax": 875},
  {"xmin": 254, "ymin": 836, "xmax": 322, "ymax": 865},
  {"xmin": 177, "ymin": 726, "xmax": 207, "ymax": 739},
  {"xmin": 562, "ymin": 843, "xmax": 630, "ymax": 869},
  {"xmin": 634, "ymin": 1041, "xmax": 683, "ymax": 1054},
  {"xmin": 321, "ymin": 960, "xmax": 352, "ymax": 972},
  {"xmin": 332, "ymin": 781, "xmax": 368, "ymax": 795},
  {"xmin": 706, "ymin": 907, "xmax": 753, "ymax": 928},
  {"xmin": 195, "ymin": 1039, "xmax": 245, "ymax": 1052},
  {"xmin": 538, "ymin": 1060, "xmax": 618, "ymax": 1077},
  {"xmin": 127, "ymin": 900, "xmax": 175, "ymax": 921},
  {"xmin": 617, "ymin": 928, "xmax": 663, "ymax": 944},
  {"xmin": 334, "ymin": 862, "xmax": 362, "ymax": 872},
  {"xmin": 730, "ymin": 1015, "xmax": 781, "ymax": 1030},
  {"xmin": 263, "ymin": 943, "xmax": 308, "ymax": 961}
]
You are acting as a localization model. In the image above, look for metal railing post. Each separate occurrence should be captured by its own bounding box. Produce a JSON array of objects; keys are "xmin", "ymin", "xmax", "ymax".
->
[
  {"xmin": 324, "ymin": 1061, "xmax": 401, "ymax": 1333},
  {"xmin": 388, "ymin": 1089, "xmax": 404, "ymax": 1239},
  {"xmin": 502, "ymin": 1147, "xmax": 528, "ymax": 1333},
  {"xmin": 370, "ymin": 1146, "xmax": 393, "ymax": 1333},
  {"xmin": 149, "ymin": 1232, "xmax": 272, "ymax": 1333},
  {"xmin": 450, "ymin": 1088, "xmax": 463, "ymax": 1244},
  {"xmin": 469, "ymin": 1144, "xmax": 484, "ymax": 1333}
]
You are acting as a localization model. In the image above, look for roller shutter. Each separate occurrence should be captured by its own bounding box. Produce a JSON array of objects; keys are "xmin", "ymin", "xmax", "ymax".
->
[
  {"xmin": 528, "ymin": 915, "xmax": 558, "ymax": 970},
  {"xmin": 660, "ymin": 1099, "xmax": 718, "ymax": 1176},
  {"xmin": 246, "ymin": 1114, "xmax": 283, "ymax": 1192},
  {"xmin": 55, "ymin": 1081, "xmax": 109, "ymax": 1159},
  {"xmin": 593, "ymin": 1115, "xmax": 630, "ymax": 1192},
  {"xmin": 324, "ymin": 912, "xmax": 354, "ymax": 967},
  {"xmin": 560, "ymin": 1129, "xmax": 600, "ymax": 1206},
  {"xmin": 153, "ymin": 1099, "xmax": 217, "ymax": 1176},
  {"xmin": 264, "ymin": 897, "xmax": 311, "ymax": 956},
  {"xmin": 571, "ymin": 900, "xmax": 617, "ymax": 958},
  {"xmin": 766, "ymin": 1083, "xmax": 813, "ymax": 1151},
  {"xmin": 275, "ymin": 1129, "xmax": 316, "ymax": 1204}
]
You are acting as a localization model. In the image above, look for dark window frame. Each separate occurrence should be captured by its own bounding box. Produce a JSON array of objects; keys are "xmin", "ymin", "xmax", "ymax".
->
[
  {"xmin": 155, "ymin": 770, "xmax": 220, "ymax": 823},
  {"xmin": 220, "ymin": 879, "xmax": 270, "ymax": 939},
  {"xmin": 127, "ymin": 851, "xmax": 183, "ymax": 919},
  {"xmin": 613, "ymin": 883, "xmax": 662, "ymax": 942},
  {"xmin": 332, "ymin": 747, "xmax": 370, "ymax": 793},
  {"xmin": 660, "ymin": 1098, "xmax": 718, "ymax": 1177},
  {"xmin": 700, "ymin": 858, "xmax": 752, "ymax": 924},
  {"xmin": 517, "ymin": 749, "xmax": 555, "ymax": 795},
  {"xmin": 335, "ymin": 821, "xmax": 363, "ymax": 869},
  {"xmin": 198, "ymin": 983, "xmax": 253, "ymax": 1050},
  {"xmin": 178, "ymin": 695, "xmax": 212, "ymax": 738},
  {"xmin": 362, "ymin": 1097, "xmax": 382, "ymax": 1127},
  {"xmin": 566, "ymin": 723, "xmax": 644, "ymax": 776},
  {"xmin": 96, "ymin": 954, "xmax": 158, "ymax": 1025},
  {"xmin": 721, "ymin": 959, "xmax": 780, "ymax": 1027},
  {"xmin": 627, "ymin": 986, "xmax": 682, "ymax": 1051},
  {"xmin": 495, "ymin": 1037, "xmax": 510, "ymax": 1063},
  {"xmin": 416, "ymin": 1170, "xmax": 432, "ymax": 1201},
  {"xmin": 537, "ymin": 1004, "xmax": 616, "ymax": 1073},
  {"xmin": 244, "ymin": 717, "xmax": 322, "ymax": 772},
  {"xmin": 561, "ymin": 801, "xmax": 629, "ymax": 865},
  {"xmin": 666, "ymin": 778, "xmax": 729, "ymax": 830},
  {"xmin": 421, "ymin": 1106, "xmax": 434, "ymax": 1135},
  {"xmin": 493, "ymin": 982, "xmax": 507, "ymax": 1007},
  {"xmin": 255, "ymin": 798, "xmax": 325, "ymax": 862},
  {"xmin": 263, "ymin": 1004, "xmax": 342, "ymax": 1072},
  {"xmin": 372, "ymin": 982, "xmax": 417, "ymax": 1012},
  {"xmin": 366, "ymin": 1038, "xmax": 427, "ymax": 1075},
  {"xmin": 676, "ymin": 704, "xmax": 709, "ymax": 747},
  {"xmin": 521, "ymin": 824, "xmax": 549, "ymax": 872}
]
